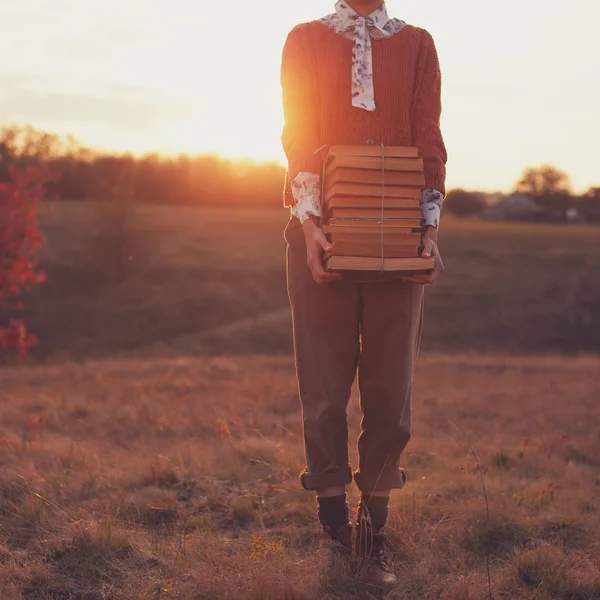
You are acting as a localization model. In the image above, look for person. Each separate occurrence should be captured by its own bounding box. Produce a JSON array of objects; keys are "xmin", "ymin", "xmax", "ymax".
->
[{"xmin": 280, "ymin": 0, "xmax": 447, "ymax": 586}]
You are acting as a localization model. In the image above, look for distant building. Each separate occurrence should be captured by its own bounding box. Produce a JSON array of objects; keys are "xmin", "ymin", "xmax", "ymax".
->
[{"xmin": 482, "ymin": 192, "xmax": 546, "ymax": 222}]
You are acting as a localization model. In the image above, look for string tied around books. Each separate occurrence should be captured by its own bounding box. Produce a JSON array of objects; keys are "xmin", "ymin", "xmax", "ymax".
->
[{"xmin": 379, "ymin": 143, "xmax": 386, "ymax": 273}]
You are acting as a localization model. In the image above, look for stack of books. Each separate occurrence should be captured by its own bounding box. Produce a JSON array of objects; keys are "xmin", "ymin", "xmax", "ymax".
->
[{"xmin": 322, "ymin": 145, "xmax": 435, "ymax": 275}]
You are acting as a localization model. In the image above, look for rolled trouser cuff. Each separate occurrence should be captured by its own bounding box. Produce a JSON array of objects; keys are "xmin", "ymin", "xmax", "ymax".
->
[
  {"xmin": 299, "ymin": 465, "xmax": 354, "ymax": 491},
  {"xmin": 353, "ymin": 468, "xmax": 408, "ymax": 491}
]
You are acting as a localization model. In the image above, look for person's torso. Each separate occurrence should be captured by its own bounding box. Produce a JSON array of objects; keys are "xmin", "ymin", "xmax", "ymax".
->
[{"xmin": 299, "ymin": 21, "xmax": 427, "ymax": 147}]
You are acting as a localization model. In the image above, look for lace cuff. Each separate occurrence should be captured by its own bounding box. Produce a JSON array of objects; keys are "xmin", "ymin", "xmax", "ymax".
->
[
  {"xmin": 290, "ymin": 172, "xmax": 322, "ymax": 224},
  {"xmin": 421, "ymin": 188, "xmax": 444, "ymax": 229}
]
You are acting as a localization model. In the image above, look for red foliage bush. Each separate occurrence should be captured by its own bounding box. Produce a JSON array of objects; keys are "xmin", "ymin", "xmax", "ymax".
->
[{"xmin": 0, "ymin": 166, "xmax": 48, "ymax": 360}]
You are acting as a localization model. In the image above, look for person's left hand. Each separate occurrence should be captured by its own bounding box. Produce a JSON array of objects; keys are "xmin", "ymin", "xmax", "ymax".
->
[{"xmin": 402, "ymin": 225, "xmax": 445, "ymax": 285}]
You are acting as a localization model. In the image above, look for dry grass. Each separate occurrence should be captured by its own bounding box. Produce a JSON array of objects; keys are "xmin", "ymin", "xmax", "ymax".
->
[
  {"xmin": 1, "ymin": 202, "xmax": 598, "ymax": 597},
  {"xmin": 11, "ymin": 202, "xmax": 599, "ymax": 361},
  {"xmin": 0, "ymin": 353, "xmax": 599, "ymax": 599}
]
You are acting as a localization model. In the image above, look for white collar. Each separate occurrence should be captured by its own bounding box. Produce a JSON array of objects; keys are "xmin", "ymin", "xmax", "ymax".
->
[{"xmin": 334, "ymin": 0, "xmax": 391, "ymax": 34}]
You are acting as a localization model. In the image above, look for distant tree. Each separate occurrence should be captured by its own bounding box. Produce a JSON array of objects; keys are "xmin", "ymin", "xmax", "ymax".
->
[
  {"xmin": 0, "ymin": 125, "xmax": 65, "ymax": 166},
  {"xmin": 0, "ymin": 143, "xmax": 14, "ymax": 180},
  {"xmin": 586, "ymin": 187, "xmax": 600, "ymax": 201},
  {"xmin": 444, "ymin": 189, "xmax": 486, "ymax": 216},
  {"xmin": 580, "ymin": 187, "xmax": 600, "ymax": 222},
  {"xmin": 516, "ymin": 165, "xmax": 571, "ymax": 197}
]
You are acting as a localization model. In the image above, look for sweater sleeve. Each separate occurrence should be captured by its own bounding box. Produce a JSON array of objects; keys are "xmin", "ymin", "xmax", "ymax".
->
[
  {"xmin": 281, "ymin": 25, "xmax": 322, "ymax": 189},
  {"xmin": 411, "ymin": 31, "xmax": 447, "ymax": 197}
]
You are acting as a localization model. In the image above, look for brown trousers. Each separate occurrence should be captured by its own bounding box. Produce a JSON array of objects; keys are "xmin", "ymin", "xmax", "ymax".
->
[{"xmin": 285, "ymin": 217, "xmax": 424, "ymax": 492}]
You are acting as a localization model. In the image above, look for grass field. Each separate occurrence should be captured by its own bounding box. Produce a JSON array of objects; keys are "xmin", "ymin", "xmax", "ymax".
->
[
  {"xmin": 1, "ymin": 202, "xmax": 599, "ymax": 598},
  {"xmin": 13, "ymin": 201, "xmax": 600, "ymax": 361},
  {"xmin": 0, "ymin": 354, "xmax": 599, "ymax": 599}
]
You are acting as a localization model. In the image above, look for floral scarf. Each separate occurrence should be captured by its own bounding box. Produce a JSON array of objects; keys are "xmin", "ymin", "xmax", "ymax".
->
[{"xmin": 320, "ymin": 1, "xmax": 406, "ymax": 111}]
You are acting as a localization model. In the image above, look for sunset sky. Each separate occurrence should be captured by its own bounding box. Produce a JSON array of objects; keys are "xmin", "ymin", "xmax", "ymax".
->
[{"xmin": 1, "ymin": 0, "xmax": 598, "ymax": 193}]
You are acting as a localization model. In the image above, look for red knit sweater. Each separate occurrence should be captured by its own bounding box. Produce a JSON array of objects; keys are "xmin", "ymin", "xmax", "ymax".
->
[{"xmin": 281, "ymin": 21, "xmax": 447, "ymax": 208}]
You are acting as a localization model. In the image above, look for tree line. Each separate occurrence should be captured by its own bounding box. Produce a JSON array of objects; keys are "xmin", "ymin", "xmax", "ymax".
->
[
  {"xmin": 1, "ymin": 125, "xmax": 598, "ymax": 219},
  {"xmin": 0, "ymin": 126, "xmax": 286, "ymax": 206}
]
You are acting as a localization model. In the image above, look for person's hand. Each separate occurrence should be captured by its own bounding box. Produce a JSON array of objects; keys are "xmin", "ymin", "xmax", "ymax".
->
[
  {"xmin": 402, "ymin": 225, "xmax": 445, "ymax": 285},
  {"xmin": 302, "ymin": 217, "xmax": 343, "ymax": 284}
]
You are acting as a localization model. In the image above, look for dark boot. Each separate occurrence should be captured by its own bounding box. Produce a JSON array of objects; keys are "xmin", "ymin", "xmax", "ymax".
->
[
  {"xmin": 356, "ymin": 522, "xmax": 397, "ymax": 586},
  {"xmin": 323, "ymin": 523, "xmax": 353, "ymax": 571},
  {"xmin": 317, "ymin": 494, "xmax": 352, "ymax": 567}
]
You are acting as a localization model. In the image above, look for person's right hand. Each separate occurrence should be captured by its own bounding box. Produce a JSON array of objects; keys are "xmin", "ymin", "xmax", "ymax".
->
[{"xmin": 302, "ymin": 217, "xmax": 343, "ymax": 284}]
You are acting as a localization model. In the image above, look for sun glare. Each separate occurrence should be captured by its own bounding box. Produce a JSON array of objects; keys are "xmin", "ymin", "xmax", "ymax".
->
[
  {"xmin": 160, "ymin": 100, "xmax": 286, "ymax": 163},
  {"xmin": 131, "ymin": 3, "xmax": 291, "ymax": 164}
]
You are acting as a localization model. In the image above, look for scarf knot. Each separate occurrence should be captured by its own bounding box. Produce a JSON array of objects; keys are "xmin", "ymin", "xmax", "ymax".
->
[{"xmin": 321, "ymin": 1, "xmax": 406, "ymax": 111}]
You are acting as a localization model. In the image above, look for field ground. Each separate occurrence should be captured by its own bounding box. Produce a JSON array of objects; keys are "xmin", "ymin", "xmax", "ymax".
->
[
  {"xmin": 1, "ymin": 203, "xmax": 598, "ymax": 598},
  {"xmin": 11, "ymin": 202, "xmax": 600, "ymax": 361},
  {"xmin": 1, "ymin": 353, "xmax": 599, "ymax": 599}
]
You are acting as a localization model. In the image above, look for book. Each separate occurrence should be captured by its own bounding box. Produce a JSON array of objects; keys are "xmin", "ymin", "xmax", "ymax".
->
[
  {"xmin": 326, "ymin": 255, "xmax": 435, "ymax": 273},
  {"xmin": 327, "ymin": 217, "xmax": 423, "ymax": 229},
  {"xmin": 331, "ymin": 242, "xmax": 420, "ymax": 259},
  {"xmin": 325, "ymin": 167, "xmax": 425, "ymax": 188},
  {"xmin": 327, "ymin": 232, "xmax": 421, "ymax": 245},
  {"xmin": 325, "ymin": 195, "xmax": 420, "ymax": 209},
  {"xmin": 328, "ymin": 207, "xmax": 423, "ymax": 220},
  {"xmin": 324, "ymin": 155, "xmax": 424, "ymax": 175},
  {"xmin": 325, "ymin": 229, "xmax": 421, "ymax": 246},
  {"xmin": 325, "ymin": 182, "xmax": 422, "ymax": 202},
  {"xmin": 327, "ymin": 145, "xmax": 419, "ymax": 158},
  {"xmin": 323, "ymin": 223, "xmax": 422, "ymax": 235}
]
